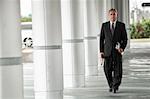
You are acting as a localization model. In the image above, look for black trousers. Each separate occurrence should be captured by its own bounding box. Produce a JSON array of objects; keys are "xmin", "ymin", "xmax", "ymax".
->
[{"xmin": 104, "ymin": 49, "xmax": 122, "ymax": 89}]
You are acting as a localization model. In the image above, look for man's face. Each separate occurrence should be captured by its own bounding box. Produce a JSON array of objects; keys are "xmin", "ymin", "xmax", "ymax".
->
[{"xmin": 108, "ymin": 11, "xmax": 117, "ymax": 22}]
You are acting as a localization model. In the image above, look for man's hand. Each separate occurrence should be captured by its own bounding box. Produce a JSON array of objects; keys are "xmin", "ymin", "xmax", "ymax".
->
[
  {"xmin": 100, "ymin": 52, "xmax": 104, "ymax": 58},
  {"xmin": 117, "ymin": 48, "xmax": 123, "ymax": 54},
  {"xmin": 99, "ymin": 52, "xmax": 104, "ymax": 66}
]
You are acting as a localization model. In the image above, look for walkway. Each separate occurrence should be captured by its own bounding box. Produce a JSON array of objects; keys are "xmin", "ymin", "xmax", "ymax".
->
[{"xmin": 24, "ymin": 39, "xmax": 150, "ymax": 99}]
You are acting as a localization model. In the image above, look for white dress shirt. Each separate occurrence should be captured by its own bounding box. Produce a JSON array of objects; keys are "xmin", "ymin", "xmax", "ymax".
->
[{"xmin": 110, "ymin": 20, "xmax": 117, "ymax": 30}]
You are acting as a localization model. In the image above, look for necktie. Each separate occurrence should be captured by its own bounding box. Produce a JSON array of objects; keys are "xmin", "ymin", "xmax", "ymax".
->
[{"xmin": 111, "ymin": 23, "xmax": 114, "ymax": 35}]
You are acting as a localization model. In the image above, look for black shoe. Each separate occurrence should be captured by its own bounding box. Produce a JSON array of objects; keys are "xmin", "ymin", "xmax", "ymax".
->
[
  {"xmin": 109, "ymin": 88, "xmax": 113, "ymax": 92},
  {"xmin": 116, "ymin": 87, "xmax": 119, "ymax": 91},
  {"xmin": 113, "ymin": 89, "xmax": 116, "ymax": 93}
]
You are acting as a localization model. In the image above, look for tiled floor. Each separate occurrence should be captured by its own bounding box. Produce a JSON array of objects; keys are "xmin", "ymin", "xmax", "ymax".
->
[{"xmin": 24, "ymin": 41, "xmax": 150, "ymax": 99}]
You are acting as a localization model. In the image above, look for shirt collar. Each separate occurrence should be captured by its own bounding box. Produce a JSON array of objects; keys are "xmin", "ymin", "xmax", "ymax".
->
[{"xmin": 110, "ymin": 20, "xmax": 117, "ymax": 28}]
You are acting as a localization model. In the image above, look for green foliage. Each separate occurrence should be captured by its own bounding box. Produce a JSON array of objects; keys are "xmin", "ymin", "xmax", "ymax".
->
[
  {"xmin": 21, "ymin": 14, "xmax": 32, "ymax": 22},
  {"xmin": 130, "ymin": 19, "xmax": 150, "ymax": 39}
]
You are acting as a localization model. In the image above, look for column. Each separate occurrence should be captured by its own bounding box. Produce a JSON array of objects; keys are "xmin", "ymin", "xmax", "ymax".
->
[
  {"xmin": 122, "ymin": 0, "xmax": 130, "ymax": 49},
  {"xmin": 96, "ymin": 0, "xmax": 106, "ymax": 24},
  {"xmin": 84, "ymin": 0, "xmax": 98, "ymax": 76},
  {"xmin": 61, "ymin": 0, "xmax": 85, "ymax": 88},
  {"xmin": 96, "ymin": 0, "xmax": 106, "ymax": 69},
  {"xmin": 0, "ymin": 0, "xmax": 23, "ymax": 99},
  {"xmin": 103, "ymin": 0, "xmax": 112, "ymax": 21},
  {"xmin": 32, "ymin": 0, "xmax": 63, "ymax": 99}
]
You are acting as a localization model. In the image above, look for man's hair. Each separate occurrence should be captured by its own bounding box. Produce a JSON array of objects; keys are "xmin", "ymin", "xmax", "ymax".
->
[{"xmin": 109, "ymin": 8, "xmax": 117, "ymax": 13}]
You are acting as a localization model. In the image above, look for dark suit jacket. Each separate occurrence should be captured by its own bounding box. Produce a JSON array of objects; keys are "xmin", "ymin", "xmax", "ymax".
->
[{"xmin": 100, "ymin": 21, "xmax": 128, "ymax": 57}]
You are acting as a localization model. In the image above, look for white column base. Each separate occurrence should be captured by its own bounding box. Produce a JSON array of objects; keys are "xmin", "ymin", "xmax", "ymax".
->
[
  {"xmin": 64, "ymin": 74, "xmax": 85, "ymax": 88},
  {"xmin": 84, "ymin": 39, "xmax": 98, "ymax": 76},
  {"xmin": 35, "ymin": 91, "xmax": 63, "ymax": 99},
  {"xmin": 85, "ymin": 66, "xmax": 98, "ymax": 76},
  {"xmin": 0, "ymin": 65, "xmax": 23, "ymax": 99},
  {"xmin": 63, "ymin": 42, "xmax": 85, "ymax": 88},
  {"xmin": 34, "ymin": 49, "xmax": 63, "ymax": 99}
]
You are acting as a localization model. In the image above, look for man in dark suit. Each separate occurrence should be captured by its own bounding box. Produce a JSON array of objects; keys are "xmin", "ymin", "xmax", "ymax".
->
[{"xmin": 100, "ymin": 8, "xmax": 128, "ymax": 93}]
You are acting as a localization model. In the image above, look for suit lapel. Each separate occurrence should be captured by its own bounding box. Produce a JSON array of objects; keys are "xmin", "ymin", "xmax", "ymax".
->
[
  {"xmin": 114, "ymin": 21, "xmax": 118, "ymax": 34},
  {"xmin": 107, "ymin": 22, "xmax": 113, "ymax": 38}
]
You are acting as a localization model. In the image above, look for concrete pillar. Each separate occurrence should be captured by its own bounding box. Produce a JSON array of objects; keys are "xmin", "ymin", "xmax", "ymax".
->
[
  {"xmin": 96, "ymin": 0, "xmax": 106, "ymax": 25},
  {"xmin": 96, "ymin": 0, "xmax": 107, "ymax": 68},
  {"xmin": 32, "ymin": 0, "xmax": 63, "ymax": 99},
  {"xmin": 84, "ymin": 0, "xmax": 99, "ymax": 76},
  {"xmin": 103, "ymin": 0, "xmax": 112, "ymax": 21},
  {"xmin": 122, "ymin": 0, "xmax": 130, "ymax": 49},
  {"xmin": 0, "ymin": 0, "xmax": 23, "ymax": 99},
  {"xmin": 61, "ymin": 0, "xmax": 85, "ymax": 88}
]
